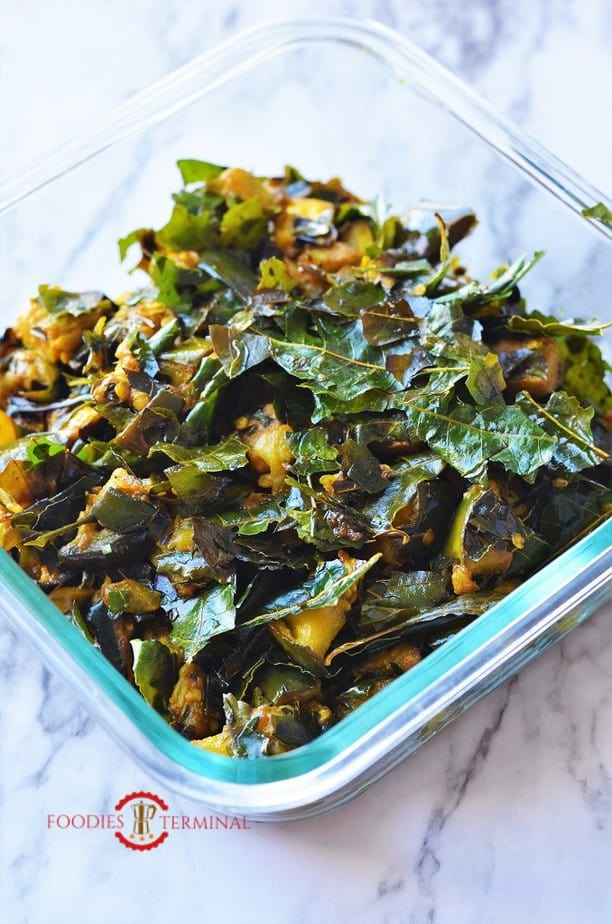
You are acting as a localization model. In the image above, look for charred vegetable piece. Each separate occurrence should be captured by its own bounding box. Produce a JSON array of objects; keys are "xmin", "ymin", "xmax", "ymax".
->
[
  {"xmin": 490, "ymin": 334, "xmax": 564, "ymax": 398},
  {"xmin": 0, "ymin": 159, "xmax": 609, "ymax": 757},
  {"xmin": 444, "ymin": 486, "xmax": 528, "ymax": 594},
  {"xmin": 169, "ymin": 662, "xmax": 222, "ymax": 738}
]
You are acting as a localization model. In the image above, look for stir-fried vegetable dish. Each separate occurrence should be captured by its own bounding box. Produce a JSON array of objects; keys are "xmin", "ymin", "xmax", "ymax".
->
[{"xmin": 0, "ymin": 160, "xmax": 610, "ymax": 757}]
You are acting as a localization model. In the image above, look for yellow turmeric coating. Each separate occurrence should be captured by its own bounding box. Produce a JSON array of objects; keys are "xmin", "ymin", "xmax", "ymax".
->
[
  {"xmin": 14, "ymin": 297, "xmax": 107, "ymax": 365},
  {"xmin": 235, "ymin": 404, "xmax": 294, "ymax": 493},
  {"xmin": 279, "ymin": 553, "xmax": 361, "ymax": 660}
]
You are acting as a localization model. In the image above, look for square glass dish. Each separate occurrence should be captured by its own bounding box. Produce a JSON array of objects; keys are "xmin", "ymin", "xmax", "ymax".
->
[{"xmin": 0, "ymin": 17, "xmax": 610, "ymax": 821}]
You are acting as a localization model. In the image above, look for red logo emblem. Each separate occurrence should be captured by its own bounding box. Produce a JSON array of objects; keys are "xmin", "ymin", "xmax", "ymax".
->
[{"xmin": 114, "ymin": 791, "xmax": 169, "ymax": 851}]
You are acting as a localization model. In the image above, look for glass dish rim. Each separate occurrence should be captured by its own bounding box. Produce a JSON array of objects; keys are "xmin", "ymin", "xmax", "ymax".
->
[{"xmin": 0, "ymin": 16, "xmax": 610, "ymax": 805}]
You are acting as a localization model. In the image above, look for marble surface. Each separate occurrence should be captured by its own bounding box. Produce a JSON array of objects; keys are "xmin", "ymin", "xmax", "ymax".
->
[{"xmin": 0, "ymin": 2, "xmax": 611, "ymax": 922}]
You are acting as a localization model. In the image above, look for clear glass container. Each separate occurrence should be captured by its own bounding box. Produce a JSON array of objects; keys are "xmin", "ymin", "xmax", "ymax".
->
[{"xmin": 0, "ymin": 17, "xmax": 610, "ymax": 820}]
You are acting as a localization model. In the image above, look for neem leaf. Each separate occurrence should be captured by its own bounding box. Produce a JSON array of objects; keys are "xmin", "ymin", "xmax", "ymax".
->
[
  {"xmin": 507, "ymin": 311, "xmax": 612, "ymax": 338},
  {"xmin": 162, "ymin": 435, "xmax": 249, "ymax": 474},
  {"xmin": 393, "ymin": 391, "xmax": 555, "ymax": 480},
  {"xmin": 90, "ymin": 488, "xmax": 159, "ymax": 533},
  {"xmin": 557, "ymin": 337, "xmax": 612, "ymax": 415},
  {"xmin": 220, "ymin": 197, "xmax": 267, "ymax": 249},
  {"xmin": 223, "ymin": 694, "xmax": 269, "ymax": 758},
  {"xmin": 515, "ymin": 390, "xmax": 608, "ymax": 473},
  {"xmin": 149, "ymin": 256, "xmax": 189, "ymax": 308},
  {"xmin": 354, "ymin": 586, "xmax": 508, "ymax": 639},
  {"xmin": 340, "ymin": 438, "xmax": 389, "ymax": 493},
  {"xmin": 240, "ymin": 554, "xmax": 380, "ymax": 629},
  {"xmin": 323, "ymin": 280, "xmax": 385, "ymax": 317},
  {"xmin": 210, "ymin": 325, "xmax": 271, "ymax": 377},
  {"xmin": 436, "ymin": 252, "xmax": 544, "ymax": 307},
  {"xmin": 37, "ymin": 285, "xmax": 107, "ymax": 316},
  {"xmin": 257, "ymin": 257, "xmax": 294, "ymax": 293},
  {"xmin": 359, "ymin": 570, "xmax": 450, "ymax": 629},
  {"xmin": 131, "ymin": 332, "xmax": 160, "ymax": 378},
  {"xmin": 168, "ymin": 580, "xmax": 236, "ymax": 661},
  {"xmin": 131, "ymin": 639, "xmax": 176, "ymax": 713},
  {"xmin": 286, "ymin": 428, "xmax": 340, "ymax": 477},
  {"xmin": 361, "ymin": 298, "xmax": 418, "ymax": 346},
  {"xmin": 213, "ymin": 490, "xmax": 299, "ymax": 536},
  {"xmin": 268, "ymin": 623, "xmax": 332, "ymax": 677},
  {"xmin": 199, "ymin": 250, "xmax": 257, "ymax": 302},
  {"xmin": 465, "ymin": 352, "xmax": 506, "ymax": 405},
  {"xmin": 118, "ymin": 228, "xmax": 151, "ymax": 262},
  {"xmin": 268, "ymin": 330, "xmax": 402, "ymax": 401},
  {"xmin": 581, "ymin": 201, "xmax": 612, "ymax": 228},
  {"xmin": 156, "ymin": 203, "xmax": 217, "ymax": 251},
  {"xmin": 359, "ymin": 454, "xmax": 445, "ymax": 531},
  {"xmin": 177, "ymin": 159, "xmax": 225, "ymax": 184},
  {"xmin": 25, "ymin": 435, "xmax": 65, "ymax": 466}
]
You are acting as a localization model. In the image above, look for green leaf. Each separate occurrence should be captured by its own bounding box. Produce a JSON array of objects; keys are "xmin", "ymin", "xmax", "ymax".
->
[
  {"xmin": 394, "ymin": 391, "xmax": 555, "ymax": 480},
  {"xmin": 90, "ymin": 487, "xmax": 159, "ymax": 533},
  {"xmin": 285, "ymin": 480, "xmax": 370, "ymax": 551},
  {"xmin": 37, "ymin": 285, "xmax": 107, "ymax": 316},
  {"xmin": 131, "ymin": 332, "xmax": 160, "ymax": 377},
  {"xmin": 210, "ymin": 325, "xmax": 271, "ymax": 377},
  {"xmin": 268, "ymin": 328, "xmax": 401, "ymax": 402},
  {"xmin": 381, "ymin": 259, "xmax": 433, "ymax": 278},
  {"xmin": 340, "ymin": 438, "xmax": 389, "ymax": 494},
  {"xmin": 161, "ymin": 434, "xmax": 249, "ymax": 473},
  {"xmin": 168, "ymin": 580, "xmax": 236, "ymax": 661},
  {"xmin": 360, "ymin": 454, "xmax": 445, "ymax": 531},
  {"xmin": 156, "ymin": 202, "xmax": 217, "ymax": 251},
  {"xmin": 515, "ymin": 390, "xmax": 608, "ymax": 473},
  {"xmin": 357, "ymin": 586, "xmax": 508, "ymax": 637},
  {"xmin": 131, "ymin": 639, "xmax": 176, "ymax": 712},
  {"xmin": 465, "ymin": 352, "xmax": 506, "ymax": 405},
  {"xmin": 199, "ymin": 250, "xmax": 257, "ymax": 302},
  {"xmin": 507, "ymin": 310, "xmax": 611, "ymax": 338},
  {"xmin": 286, "ymin": 428, "xmax": 340, "ymax": 477},
  {"xmin": 25, "ymin": 435, "xmax": 65, "ymax": 466},
  {"xmin": 177, "ymin": 159, "xmax": 225, "ymax": 184},
  {"xmin": 581, "ymin": 201, "xmax": 612, "ymax": 227},
  {"xmin": 118, "ymin": 228, "xmax": 150, "ymax": 262},
  {"xmin": 359, "ymin": 570, "xmax": 449, "ymax": 629},
  {"xmin": 257, "ymin": 257, "xmax": 294, "ymax": 293},
  {"xmin": 268, "ymin": 624, "xmax": 332, "ymax": 677},
  {"xmin": 149, "ymin": 256, "xmax": 188, "ymax": 308},
  {"xmin": 223, "ymin": 695, "xmax": 269, "ymax": 758},
  {"xmin": 556, "ymin": 336, "xmax": 612, "ymax": 415},
  {"xmin": 323, "ymin": 281, "xmax": 385, "ymax": 317},
  {"xmin": 241, "ymin": 554, "xmax": 380, "ymax": 629},
  {"xmin": 360, "ymin": 299, "xmax": 418, "ymax": 346},
  {"xmin": 436, "ymin": 252, "xmax": 544, "ymax": 307},
  {"xmin": 212, "ymin": 490, "xmax": 299, "ymax": 536},
  {"xmin": 220, "ymin": 197, "xmax": 267, "ymax": 249}
]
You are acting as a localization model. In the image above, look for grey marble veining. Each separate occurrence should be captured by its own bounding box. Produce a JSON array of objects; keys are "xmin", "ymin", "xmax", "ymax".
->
[{"xmin": 0, "ymin": 2, "xmax": 611, "ymax": 922}]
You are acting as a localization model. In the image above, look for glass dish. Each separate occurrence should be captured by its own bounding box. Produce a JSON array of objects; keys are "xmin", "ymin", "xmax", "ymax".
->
[{"xmin": 0, "ymin": 17, "xmax": 610, "ymax": 821}]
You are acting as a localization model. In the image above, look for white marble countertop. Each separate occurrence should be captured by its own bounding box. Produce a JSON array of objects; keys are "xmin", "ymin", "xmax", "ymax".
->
[{"xmin": 0, "ymin": 2, "xmax": 611, "ymax": 922}]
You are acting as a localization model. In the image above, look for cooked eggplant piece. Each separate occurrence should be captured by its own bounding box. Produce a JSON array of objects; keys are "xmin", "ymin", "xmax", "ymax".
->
[
  {"xmin": 352, "ymin": 640, "xmax": 421, "ymax": 678},
  {"xmin": 490, "ymin": 333, "xmax": 564, "ymax": 398},
  {"xmin": 0, "ymin": 349, "xmax": 59, "ymax": 404},
  {"xmin": 86, "ymin": 600, "xmax": 136, "ymax": 680},
  {"xmin": 168, "ymin": 662, "xmax": 222, "ymax": 739},
  {"xmin": 235, "ymin": 403, "xmax": 294, "ymax": 493},
  {"xmin": 444, "ymin": 485, "xmax": 528, "ymax": 594},
  {"xmin": 370, "ymin": 479, "xmax": 457, "ymax": 568},
  {"xmin": 13, "ymin": 290, "xmax": 113, "ymax": 364}
]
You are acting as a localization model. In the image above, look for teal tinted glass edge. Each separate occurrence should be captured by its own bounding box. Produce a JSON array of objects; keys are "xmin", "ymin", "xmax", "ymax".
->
[{"xmin": 0, "ymin": 516, "xmax": 609, "ymax": 786}]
